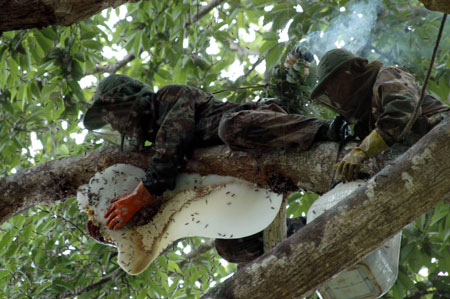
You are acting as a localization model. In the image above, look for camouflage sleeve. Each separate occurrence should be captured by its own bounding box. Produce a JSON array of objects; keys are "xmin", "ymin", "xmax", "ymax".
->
[
  {"xmin": 372, "ymin": 67, "xmax": 421, "ymax": 145},
  {"xmin": 142, "ymin": 86, "xmax": 210, "ymax": 196}
]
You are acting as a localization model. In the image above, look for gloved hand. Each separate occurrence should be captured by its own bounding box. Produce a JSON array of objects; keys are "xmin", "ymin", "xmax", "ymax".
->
[
  {"xmin": 104, "ymin": 181, "xmax": 154, "ymax": 230},
  {"xmin": 322, "ymin": 115, "xmax": 352, "ymax": 143},
  {"xmin": 336, "ymin": 129, "xmax": 388, "ymax": 182}
]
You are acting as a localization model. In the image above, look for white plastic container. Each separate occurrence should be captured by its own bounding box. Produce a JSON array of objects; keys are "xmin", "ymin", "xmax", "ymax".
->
[{"xmin": 307, "ymin": 180, "xmax": 402, "ymax": 299}]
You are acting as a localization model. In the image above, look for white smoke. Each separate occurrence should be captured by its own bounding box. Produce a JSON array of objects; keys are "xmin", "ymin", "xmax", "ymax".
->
[{"xmin": 304, "ymin": 0, "xmax": 382, "ymax": 58}]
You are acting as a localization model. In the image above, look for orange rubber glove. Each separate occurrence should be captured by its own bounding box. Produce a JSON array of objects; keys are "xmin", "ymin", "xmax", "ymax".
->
[{"xmin": 104, "ymin": 181, "xmax": 154, "ymax": 230}]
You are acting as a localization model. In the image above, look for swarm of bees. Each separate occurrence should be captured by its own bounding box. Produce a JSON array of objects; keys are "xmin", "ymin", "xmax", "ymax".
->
[{"xmin": 77, "ymin": 164, "xmax": 282, "ymax": 275}]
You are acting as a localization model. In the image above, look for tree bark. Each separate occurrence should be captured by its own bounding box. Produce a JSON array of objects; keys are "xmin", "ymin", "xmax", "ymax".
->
[
  {"xmin": 419, "ymin": 0, "xmax": 450, "ymax": 13},
  {"xmin": 0, "ymin": 0, "xmax": 138, "ymax": 32},
  {"xmin": 201, "ymin": 118, "xmax": 450, "ymax": 299},
  {"xmin": 0, "ymin": 0, "xmax": 230, "ymax": 33},
  {"xmin": 0, "ymin": 138, "xmax": 406, "ymax": 225},
  {"xmin": 0, "ymin": 141, "xmax": 342, "ymax": 224},
  {"xmin": 263, "ymin": 195, "xmax": 287, "ymax": 252},
  {"xmin": 0, "ymin": 119, "xmax": 447, "ymax": 298}
]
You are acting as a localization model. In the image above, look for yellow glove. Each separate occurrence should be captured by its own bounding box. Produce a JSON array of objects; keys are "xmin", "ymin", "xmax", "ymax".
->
[{"xmin": 336, "ymin": 130, "xmax": 388, "ymax": 182}]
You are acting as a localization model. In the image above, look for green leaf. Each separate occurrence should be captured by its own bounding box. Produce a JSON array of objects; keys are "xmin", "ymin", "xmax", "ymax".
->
[
  {"xmin": 430, "ymin": 206, "xmax": 449, "ymax": 226},
  {"xmin": 41, "ymin": 27, "xmax": 59, "ymax": 41},
  {"xmin": 22, "ymin": 224, "xmax": 33, "ymax": 240},
  {"xmin": 134, "ymin": 31, "xmax": 142, "ymax": 58},
  {"xmin": 0, "ymin": 232, "xmax": 12, "ymax": 249},
  {"xmin": 173, "ymin": 62, "xmax": 187, "ymax": 84},
  {"xmin": 67, "ymin": 80, "xmax": 85, "ymax": 101},
  {"xmin": 12, "ymin": 215, "xmax": 26, "ymax": 229},
  {"xmin": 57, "ymin": 144, "xmax": 70, "ymax": 156},
  {"xmin": 400, "ymin": 242, "xmax": 415, "ymax": 261},
  {"xmin": 41, "ymin": 80, "xmax": 59, "ymax": 98},
  {"xmin": 33, "ymin": 30, "xmax": 53, "ymax": 53},
  {"xmin": 262, "ymin": 32, "xmax": 278, "ymax": 40},
  {"xmin": 259, "ymin": 40, "xmax": 277, "ymax": 56},
  {"xmin": 71, "ymin": 60, "xmax": 84, "ymax": 81},
  {"xmin": 168, "ymin": 261, "xmax": 182, "ymax": 274},
  {"xmin": 30, "ymin": 81, "xmax": 41, "ymax": 98},
  {"xmin": 137, "ymin": 289, "xmax": 148, "ymax": 299},
  {"xmin": 80, "ymin": 31, "xmax": 98, "ymax": 40},
  {"xmin": 0, "ymin": 270, "xmax": 9, "ymax": 280},
  {"xmin": 82, "ymin": 40, "xmax": 103, "ymax": 51},
  {"xmin": 17, "ymin": 84, "xmax": 27, "ymax": 110},
  {"xmin": 265, "ymin": 44, "xmax": 284, "ymax": 71}
]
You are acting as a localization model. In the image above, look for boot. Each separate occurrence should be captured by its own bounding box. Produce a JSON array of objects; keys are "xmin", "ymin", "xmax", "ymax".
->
[{"xmin": 214, "ymin": 217, "xmax": 306, "ymax": 264}]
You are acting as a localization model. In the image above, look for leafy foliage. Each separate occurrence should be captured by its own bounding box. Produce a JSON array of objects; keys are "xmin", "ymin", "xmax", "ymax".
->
[{"xmin": 0, "ymin": 0, "xmax": 449, "ymax": 298}]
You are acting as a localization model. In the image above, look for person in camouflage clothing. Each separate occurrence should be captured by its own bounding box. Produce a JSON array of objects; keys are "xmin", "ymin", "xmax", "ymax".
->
[
  {"xmin": 83, "ymin": 73, "xmax": 350, "ymax": 231},
  {"xmin": 311, "ymin": 48, "xmax": 450, "ymax": 182}
]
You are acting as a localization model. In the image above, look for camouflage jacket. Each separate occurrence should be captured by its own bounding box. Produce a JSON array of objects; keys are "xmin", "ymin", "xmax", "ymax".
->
[
  {"xmin": 142, "ymin": 84, "xmax": 258, "ymax": 196},
  {"xmin": 358, "ymin": 66, "xmax": 449, "ymax": 145}
]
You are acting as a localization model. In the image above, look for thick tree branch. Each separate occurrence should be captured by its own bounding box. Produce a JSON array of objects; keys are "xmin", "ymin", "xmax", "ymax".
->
[
  {"xmin": 0, "ymin": 0, "xmax": 138, "ymax": 32},
  {"xmin": 0, "ymin": 139, "xmax": 406, "ymax": 225},
  {"xmin": 263, "ymin": 195, "xmax": 287, "ymax": 252},
  {"xmin": 2, "ymin": 119, "xmax": 446, "ymax": 299},
  {"xmin": 0, "ymin": 146, "xmax": 152, "ymax": 224},
  {"xmin": 202, "ymin": 118, "xmax": 450, "ymax": 299},
  {"xmin": 419, "ymin": 0, "xmax": 450, "ymax": 13},
  {"xmin": 0, "ymin": 142, "xmax": 341, "ymax": 224}
]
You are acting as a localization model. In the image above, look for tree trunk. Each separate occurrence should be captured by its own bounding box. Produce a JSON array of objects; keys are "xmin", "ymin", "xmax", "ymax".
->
[
  {"xmin": 419, "ymin": 0, "xmax": 450, "ymax": 13},
  {"xmin": 4, "ymin": 119, "xmax": 447, "ymax": 299},
  {"xmin": 201, "ymin": 118, "xmax": 450, "ymax": 299},
  {"xmin": 0, "ymin": 0, "xmax": 137, "ymax": 32},
  {"xmin": 0, "ymin": 142, "xmax": 334, "ymax": 224},
  {"xmin": 263, "ymin": 195, "xmax": 287, "ymax": 252},
  {"xmin": 1, "ymin": 139, "xmax": 404, "ymax": 225}
]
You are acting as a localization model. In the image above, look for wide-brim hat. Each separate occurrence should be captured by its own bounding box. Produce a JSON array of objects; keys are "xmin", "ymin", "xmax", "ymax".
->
[
  {"xmin": 83, "ymin": 99, "xmax": 107, "ymax": 130},
  {"xmin": 83, "ymin": 74, "xmax": 147, "ymax": 130},
  {"xmin": 311, "ymin": 48, "xmax": 356, "ymax": 99}
]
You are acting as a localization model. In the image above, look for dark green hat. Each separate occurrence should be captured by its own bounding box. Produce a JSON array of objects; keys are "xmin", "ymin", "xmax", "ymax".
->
[
  {"xmin": 83, "ymin": 74, "xmax": 153, "ymax": 130},
  {"xmin": 311, "ymin": 49, "xmax": 355, "ymax": 99}
]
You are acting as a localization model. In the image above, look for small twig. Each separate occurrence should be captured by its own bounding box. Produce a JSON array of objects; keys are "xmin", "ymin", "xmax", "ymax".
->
[
  {"xmin": 57, "ymin": 267, "xmax": 122, "ymax": 299},
  {"xmin": 37, "ymin": 207, "xmax": 88, "ymax": 239},
  {"xmin": 404, "ymin": 290, "xmax": 444, "ymax": 299},
  {"xmin": 244, "ymin": 56, "xmax": 265, "ymax": 78},
  {"xmin": 228, "ymin": 39, "xmax": 259, "ymax": 57},
  {"xmin": 186, "ymin": 0, "xmax": 226, "ymax": 27},
  {"xmin": 91, "ymin": 52, "xmax": 136, "ymax": 74},
  {"xmin": 399, "ymin": 13, "xmax": 447, "ymax": 140},
  {"xmin": 88, "ymin": 0, "xmax": 224, "ymax": 76},
  {"xmin": 212, "ymin": 83, "xmax": 269, "ymax": 94},
  {"xmin": 177, "ymin": 239, "xmax": 215, "ymax": 269}
]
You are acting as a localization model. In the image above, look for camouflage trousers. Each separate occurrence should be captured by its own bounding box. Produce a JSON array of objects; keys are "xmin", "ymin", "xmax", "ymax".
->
[{"xmin": 218, "ymin": 102, "xmax": 327, "ymax": 152}]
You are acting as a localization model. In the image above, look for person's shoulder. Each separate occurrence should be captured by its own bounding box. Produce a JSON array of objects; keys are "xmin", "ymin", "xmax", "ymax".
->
[
  {"xmin": 157, "ymin": 84, "xmax": 189, "ymax": 93},
  {"xmin": 378, "ymin": 66, "xmax": 414, "ymax": 78},
  {"xmin": 157, "ymin": 84, "xmax": 208, "ymax": 96},
  {"xmin": 376, "ymin": 66, "xmax": 415, "ymax": 84}
]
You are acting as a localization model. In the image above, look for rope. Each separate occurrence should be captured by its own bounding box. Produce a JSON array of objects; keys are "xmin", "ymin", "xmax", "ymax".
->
[{"xmin": 399, "ymin": 13, "xmax": 448, "ymax": 140}]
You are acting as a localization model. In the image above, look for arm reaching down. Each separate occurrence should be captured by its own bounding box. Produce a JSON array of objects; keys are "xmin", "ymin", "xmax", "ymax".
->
[{"xmin": 104, "ymin": 182, "xmax": 155, "ymax": 230}]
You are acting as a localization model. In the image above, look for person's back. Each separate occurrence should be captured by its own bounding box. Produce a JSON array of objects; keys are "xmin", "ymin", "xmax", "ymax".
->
[{"xmin": 311, "ymin": 48, "xmax": 450, "ymax": 182}]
